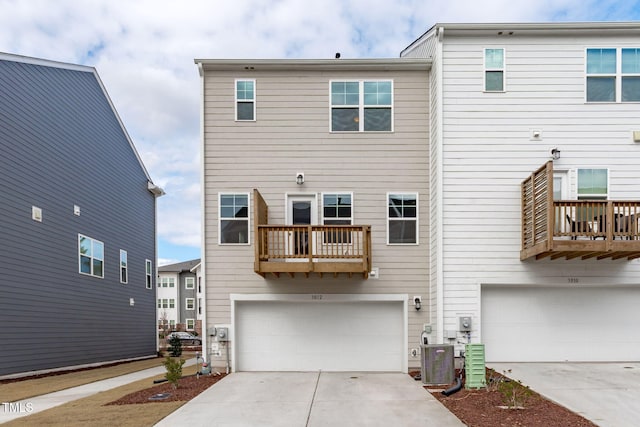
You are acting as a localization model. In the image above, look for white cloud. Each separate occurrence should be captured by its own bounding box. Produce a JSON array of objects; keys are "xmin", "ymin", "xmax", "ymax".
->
[{"xmin": 0, "ymin": 0, "xmax": 636, "ymax": 259}]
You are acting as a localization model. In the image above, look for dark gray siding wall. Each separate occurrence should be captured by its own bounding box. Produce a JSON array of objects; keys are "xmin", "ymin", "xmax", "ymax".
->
[
  {"xmin": 179, "ymin": 273, "xmax": 197, "ymax": 325},
  {"xmin": 0, "ymin": 60, "xmax": 157, "ymax": 376}
]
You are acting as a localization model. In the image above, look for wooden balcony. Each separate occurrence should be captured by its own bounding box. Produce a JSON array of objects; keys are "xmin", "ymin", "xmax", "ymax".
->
[
  {"xmin": 253, "ymin": 190, "xmax": 372, "ymax": 278},
  {"xmin": 521, "ymin": 162, "xmax": 640, "ymax": 261}
]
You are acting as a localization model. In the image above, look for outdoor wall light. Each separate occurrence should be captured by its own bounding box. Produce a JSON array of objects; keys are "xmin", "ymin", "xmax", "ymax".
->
[
  {"xmin": 414, "ymin": 296, "xmax": 422, "ymax": 311},
  {"xmin": 551, "ymin": 148, "xmax": 561, "ymax": 160},
  {"xmin": 296, "ymin": 172, "xmax": 305, "ymax": 185}
]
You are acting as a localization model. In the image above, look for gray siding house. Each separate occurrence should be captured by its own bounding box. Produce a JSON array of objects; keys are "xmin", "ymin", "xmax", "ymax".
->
[
  {"xmin": 0, "ymin": 53, "xmax": 163, "ymax": 377},
  {"xmin": 157, "ymin": 259, "xmax": 201, "ymax": 335}
]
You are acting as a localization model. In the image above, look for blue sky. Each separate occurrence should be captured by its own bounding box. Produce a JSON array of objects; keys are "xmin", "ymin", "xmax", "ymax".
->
[{"xmin": 0, "ymin": 0, "xmax": 638, "ymax": 265}]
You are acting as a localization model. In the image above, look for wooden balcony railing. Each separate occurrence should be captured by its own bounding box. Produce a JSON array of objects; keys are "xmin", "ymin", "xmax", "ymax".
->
[
  {"xmin": 253, "ymin": 190, "xmax": 372, "ymax": 278},
  {"xmin": 521, "ymin": 162, "xmax": 640, "ymax": 261}
]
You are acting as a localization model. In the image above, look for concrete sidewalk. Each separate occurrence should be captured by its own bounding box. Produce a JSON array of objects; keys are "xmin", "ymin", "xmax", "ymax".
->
[
  {"xmin": 489, "ymin": 362, "xmax": 640, "ymax": 427},
  {"xmin": 0, "ymin": 358, "xmax": 196, "ymax": 424},
  {"xmin": 154, "ymin": 371, "xmax": 464, "ymax": 427}
]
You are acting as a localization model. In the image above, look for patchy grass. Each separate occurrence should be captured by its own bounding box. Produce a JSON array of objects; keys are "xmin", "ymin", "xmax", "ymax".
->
[{"xmin": 3, "ymin": 364, "xmax": 205, "ymax": 427}]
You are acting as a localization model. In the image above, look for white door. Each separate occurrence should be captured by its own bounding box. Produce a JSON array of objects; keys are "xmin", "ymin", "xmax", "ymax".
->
[
  {"xmin": 286, "ymin": 195, "xmax": 317, "ymax": 258},
  {"xmin": 235, "ymin": 300, "xmax": 404, "ymax": 371},
  {"xmin": 482, "ymin": 286, "xmax": 640, "ymax": 362}
]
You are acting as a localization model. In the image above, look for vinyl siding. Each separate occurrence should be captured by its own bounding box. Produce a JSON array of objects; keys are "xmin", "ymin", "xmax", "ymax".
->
[
  {"xmin": 0, "ymin": 59, "xmax": 157, "ymax": 376},
  {"xmin": 202, "ymin": 67, "xmax": 430, "ymax": 369},
  {"xmin": 437, "ymin": 33, "xmax": 640, "ymax": 344}
]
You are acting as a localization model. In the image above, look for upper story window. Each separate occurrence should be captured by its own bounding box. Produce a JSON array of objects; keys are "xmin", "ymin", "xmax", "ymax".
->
[
  {"xmin": 235, "ymin": 79, "xmax": 255, "ymax": 121},
  {"xmin": 186, "ymin": 298, "xmax": 195, "ymax": 310},
  {"xmin": 185, "ymin": 277, "xmax": 195, "ymax": 289},
  {"xmin": 330, "ymin": 80, "xmax": 393, "ymax": 132},
  {"xmin": 587, "ymin": 48, "xmax": 640, "ymax": 102},
  {"xmin": 577, "ymin": 168, "xmax": 608, "ymax": 199},
  {"xmin": 120, "ymin": 250, "xmax": 128, "ymax": 284},
  {"xmin": 387, "ymin": 193, "xmax": 418, "ymax": 244},
  {"xmin": 146, "ymin": 259, "xmax": 153, "ymax": 289},
  {"xmin": 79, "ymin": 235, "xmax": 104, "ymax": 278},
  {"xmin": 219, "ymin": 193, "xmax": 249, "ymax": 244},
  {"xmin": 484, "ymin": 48, "xmax": 504, "ymax": 92},
  {"xmin": 159, "ymin": 277, "xmax": 175, "ymax": 288}
]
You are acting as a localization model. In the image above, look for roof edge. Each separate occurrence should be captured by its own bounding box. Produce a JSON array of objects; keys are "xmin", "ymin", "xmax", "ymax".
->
[{"xmin": 194, "ymin": 57, "xmax": 431, "ymax": 71}]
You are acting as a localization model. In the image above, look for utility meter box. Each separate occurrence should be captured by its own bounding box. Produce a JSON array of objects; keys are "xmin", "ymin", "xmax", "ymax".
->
[
  {"xmin": 459, "ymin": 316, "xmax": 472, "ymax": 332},
  {"xmin": 216, "ymin": 327, "xmax": 229, "ymax": 342}
]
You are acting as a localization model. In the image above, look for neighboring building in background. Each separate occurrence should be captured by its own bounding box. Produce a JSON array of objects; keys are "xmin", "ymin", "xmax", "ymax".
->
[
  {"xmin": 401, "ymin": 22, "xmax": 640, "ymax": 362},
  {"xmin": 195, "ymin": 58, "xmax": 431, "ymax": 372},
  {"xmin": 0, "ymin": 52, "xmax": 163, "ymax": 377},
  {"xmin": 157, "ymin": 259, "xmax": 202, "ymax": 336}
]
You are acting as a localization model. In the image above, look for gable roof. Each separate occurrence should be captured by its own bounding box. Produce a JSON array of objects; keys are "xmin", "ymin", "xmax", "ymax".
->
[
  {"xmin": 0, "ymin": 52, "xmax": 155, "ymax": 185},
  {"xmin": 158, "ymin": 259, "xmax": 201, "ymax": 273}
]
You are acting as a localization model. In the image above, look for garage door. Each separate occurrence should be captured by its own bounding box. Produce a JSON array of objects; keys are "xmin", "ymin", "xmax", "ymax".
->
[
  {"xmin": 482, "ymin": 286, "xmax": 640, "ymax": 362},
  {"xmin": 235, "ymin": 300, "xmax": 404, "ymax": 371}
]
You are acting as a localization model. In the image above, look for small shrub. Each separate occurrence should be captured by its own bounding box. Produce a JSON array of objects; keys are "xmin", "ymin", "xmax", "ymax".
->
[
  {"xmin": 167, "ymin": 334, "xmax": 182, "ymax": 357},
  {"xmin": 498, "ymin": 378, "xmax": 534, "ymax": 408},
  {"xmin": 163, "ymin": 356, "xmax": 185, "ymax": 389}
]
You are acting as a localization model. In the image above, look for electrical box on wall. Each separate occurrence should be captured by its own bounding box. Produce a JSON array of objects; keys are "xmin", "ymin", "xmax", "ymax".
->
[
  {"xmin": 216, "ymin": 327, "xmax": 229, "ymax": 342},
  {"xmin": 459, "ymin": 316, "xmax": 472, "ymax": 332}
]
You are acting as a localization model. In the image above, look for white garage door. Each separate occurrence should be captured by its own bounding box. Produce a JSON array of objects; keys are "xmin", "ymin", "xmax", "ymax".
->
[
  {"xmin": 482, "ymin": 286, "xmax": 640, "ymax": 362},
  {"xmin": 235, "ymin": 300, "xmax": 404, "ymax": 371}
]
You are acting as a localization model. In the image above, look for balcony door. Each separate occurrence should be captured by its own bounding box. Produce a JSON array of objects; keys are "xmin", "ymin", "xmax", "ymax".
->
[{"xmin": 286, "ymin": 195, "xmax": 317, "ymax": 259}]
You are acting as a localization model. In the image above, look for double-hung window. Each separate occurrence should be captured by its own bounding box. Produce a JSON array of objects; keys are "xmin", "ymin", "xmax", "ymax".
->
[
  {"xmin": 79, "ymin": 235, "xmax": 104, "ymax": 278},
  {"xmin": 330, "ymin": 80, "xmax": 393, "ymax": 132},
  {"xmin": 587, "ymin": 48, "xmax": 640, "ymax": 102},
  {"xmin": 219, "ymin": 193, "xmax": 249, "ymax": 244},
  {"xmin": 186, "ymin": 298, "xmax": 195, "ymax": 310},
  {"xmin": 322, "ymin": 193, "xmax": 353, "ymax": 243},
  {"xmin": 235, "ymin": 79, "xmax": 255, "ymax": 121},
  {"xmin": 185, "ymin": 277, "xmax": 195, "ymax": 289},
  {"xmin": 120, "ymin": 250, "xmax": 128, "ymax": 284},
  {"xmin": 387, "ymin": 193, "xmax": 418, "ymax": 244},
  {"xmin": 186, "ymin": 319, "xmax": 195, "ymax": 331},
  {"xmin": 577, "ymin": 169, "xmax": 608, "ymax": 200},
  {"xmin": 484, "ymin": 48, "xmax": 505, "ymax": 92}
]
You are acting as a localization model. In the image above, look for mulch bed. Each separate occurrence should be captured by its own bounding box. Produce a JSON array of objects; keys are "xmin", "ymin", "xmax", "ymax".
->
[{"xmin": 106, "ymin": 373, "xmax": 227, "ymax": 405}]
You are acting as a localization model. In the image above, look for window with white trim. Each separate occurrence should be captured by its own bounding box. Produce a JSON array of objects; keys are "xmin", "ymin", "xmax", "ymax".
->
[
  {"xmin": 160, "ymin": 299, "xmax": 169, "ymax": 309},
  {"xmin": 160, "ymin": 277, "xmax": 175, "ymax": 288},
  {"xmin": 219, "ymin": 193, "xmax": 249, "ymax": 244},
  {"xmin": 330, "ymin": 80, "xmax": 393, "ymax": 132},
  {"xmin": 322, "ymin": 193, "xmax": 353, "ymax": 243},
  {"xmin": 387, "ymin": 193, "xmax": 418, "ymax": 244},
  {"xmin": 186, "ymin": 318, "xmax": 195, "ymax": 331},
  {"xmin": 169, "ymin": 299, "xmax": 175, "ymax": 309},
  {"xmin": 577, "ymin": 168, "xmax": 608, "ymax": 200},
  {"xmin": 169, "ymin": 320, "xmax": 175, "ymax": 328},
  {"xmin": 120, "ymin": 250, "xmax": 128, "ymax": 284},
  {"xmin": 236, "ymin": 79, "xmax": 255, "ymax": 121},
  {"xmin": 185, "ymin": 277, "xmax": 195, "ymax": 289},
  {"xmin": 587, "ymin": 48, "xmax": 640, "ymax": 102},
  {"xmin": 145, "ymin": 259, "xmax": 153, "ymax": 289},
  {"xmin": 79, "ymin": 235, "xmax": 104, "ymax": 278},
  {"xmin": 484, "ymin": 48, "xmax": 504, "ymax": 92},
  {"xmin": 186, "ymin": 298, "xmax": 195, "ymax": 310}
]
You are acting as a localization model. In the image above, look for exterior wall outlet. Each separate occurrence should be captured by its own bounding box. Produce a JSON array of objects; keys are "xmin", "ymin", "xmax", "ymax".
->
[
  {"xmin": 369, "ymin": 267, "xmax": 379, "ymax": 279},
  {"xmin": 423, "ymin": 324, "xmax": 432, "ymax": 334},
  {"xmin": 410, "ymin": 348, "xmax": 419, "ymax": 357}
]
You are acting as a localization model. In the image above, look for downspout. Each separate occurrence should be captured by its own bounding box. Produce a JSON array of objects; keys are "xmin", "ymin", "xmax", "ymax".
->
[
  {"xmin": 197, "ymin": 62, "xmax": 208, "ymax": 362},
  {"xmin": 436, "ymin": 26, "xmax": 445, "ymax": 344},
  {"xmin": 147, "ymin": 182, "xmax": 165, "ymax": 356}
]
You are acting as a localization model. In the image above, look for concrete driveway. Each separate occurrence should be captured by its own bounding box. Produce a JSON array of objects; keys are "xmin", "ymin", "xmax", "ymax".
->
[
  {"xmin": 488, "ymin": 362, "xmax": 640, "ymax": 427},
  {"xmin": 154, "ymin": 371, "xmax": 464, "ymax": 427}
]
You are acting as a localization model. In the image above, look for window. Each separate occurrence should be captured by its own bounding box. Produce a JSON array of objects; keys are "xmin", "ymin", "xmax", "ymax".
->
[
  {"xmin": 185, "ymin": 277, "xmax": 195, "ymax": 289},
  {"xmin": 161, "ymin": 299, "xmax": 169, "ymax": 309},
  {"xmin": 484, "ymin": 48, "xmax": 504, "ymax": 92},
  {"xmin": 169, "ymin": 299, "xmax": 175, "ymax": 309},
  {"xmin": 622, "ymin": 48, "xmax": 640, "ymax": 102},
  {"xmin": 577, "ymin": 169, "xmax": 608, "ymax": 199},
  {"xmin": 120, "ymin": 250, "xmax": 128, "ymax": 284},
  {"xmin": 587, "ymin": 48, "xmax": 640, "ymax": 102},
  {"xmin": 146, "ymin": 260, "xmax": 153, "ymax": 289},
  {"xmin": 322, "ymin": 193, "xmax": 353, "ymax": 243},
  {"xmin": 160, "ymin": 277, "xmax": 175, "ymax": 288},
  {"xmin": 330, "ymin": 80, "xmax": 393, "ymax": 132},
  {"xmin": 219, "ymin": 193, "xmax": 249, "ymax": 244},
  {"xmin": 186, "ymin": 319, "xmax": 195, "ymax": 331},
  {"xmin": 186, "ymin": 298, "xmax": 195, "ymax": 310},
  {"xmin": 387, "ymin": 193, "xmax": 418, "ymax": 244},
  {"xmin": 169, "ymin": 320, "xmax": 175, "ymax": 328},
  {"xmin": 235, "ymin": 79, "xmax": 255, "ymax": 121},
  {"xmin": 198, "ymin": 298, "xmax": 202, "ymax": 315},
  {"xmin": 157, "ymin": 299, "xmax": 162, "ymax": 309},
  {"xmin": 78, "ymin": 235, "xmax": 104, "ymax": 278}
]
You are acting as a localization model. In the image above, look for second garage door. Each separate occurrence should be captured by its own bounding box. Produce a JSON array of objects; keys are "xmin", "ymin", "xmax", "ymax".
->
[
  {"xmin": 234, "ymin": 299, "xmax": 405, "ymax": 371},
  {"xmin": 482, "ymin": 286, "xmax": 640, "ymax": 362}
]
